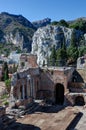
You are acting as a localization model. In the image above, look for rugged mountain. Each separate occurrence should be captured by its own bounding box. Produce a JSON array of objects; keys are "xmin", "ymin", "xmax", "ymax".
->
[
  {"xmin": 32, "ymin": 18, "xmax": 51, "ymax": 28},
  {"xmin": 68, "ymin": 17, "xmax": 86, "ymax": 24},
  {"xmin": 0, "ymin": 12, "xmax": 86, "ymax": 63},
  {"xmin": 31, "ymin": 25, "xmax": 82, "ymax": 66},
  {"xmin": 0, "ymin": 12, "xmax": 36, "ymax": 52}
]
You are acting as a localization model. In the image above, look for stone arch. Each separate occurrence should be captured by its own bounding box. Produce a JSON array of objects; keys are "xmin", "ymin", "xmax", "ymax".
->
[
  {"xmin": 55, "ymin": 83, "xmax": 64, "ymax": 105},
  {"xmin": 75, "ymin": 96, "xmax": 85, "ymax": 106}
]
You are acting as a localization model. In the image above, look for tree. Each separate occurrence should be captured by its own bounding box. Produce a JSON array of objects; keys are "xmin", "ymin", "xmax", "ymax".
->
[
  {"xmin": 67, "ymin": 30, "xmax": 79, "ymax": 64},
  {"xmin": 70, "ymin": 30, "xmax": 78, "ymax": 47},
  {"xmin": 56, "ymin": 37, "xmax": 67, "ymax": 66},
  {"xmin": 51, "ymin": 21, "xmax": 59, "ymax": 26},
  {"xmin": 59, "ymin": 19, "xmax": 69, "ymax": 27},
  {"xmin": 67, "ymin": 47, "xmax": 79, "ymax": 64},
  {"xmin": 49, "ymin": 45, "xmax": 57, "ymax": 66},
  {"xmin": 5, "ymin": 79, "xmax": 11, "ymax": 94},
  {"xmin": 69, "ymin": 19, "xmax": 86, "ymax": 33},
  {"xmin": 12, "ymin": 63, "xmax": 17, "ymax": 73},
  {"xmin": 78, "ymin": 46, "xmax": 86, "ymax": 57},
  {"xmin": 78, "ymin": 35, "xmax": 86, "ymax": 47},
  {"xmin": 2, "ymin": 62, "xmax": 9, "ymax": 81}
]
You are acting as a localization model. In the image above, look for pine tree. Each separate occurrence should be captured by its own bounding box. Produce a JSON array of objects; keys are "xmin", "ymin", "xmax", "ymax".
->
[
  {"xmin": 4, "ymin": 69, "xmax": 9, "ymax": 81},
  {"xmin": 49, "ymin": 45, "xmax": 57, "ymax": 66},
  {"xmin": 56, "ymin": 37, "xmax": 67, "ymax": 66},
  {"xmin": 70, "ymin": 30, "xmax": 77, "ymax": 47},
  {"xmin": 12, "ymin": 63, "xmax": 17, "ymax": 73},
  {"xmin": 2, "ymin": 62, "xmax": 9, "ymax": 81},
  {"xmin": 67, "ymin": 30, "xmax": 79, "ymax": 64},
  {"xmin": 79, "ymin": 46, "xmax": 86, "ymax": 57}
]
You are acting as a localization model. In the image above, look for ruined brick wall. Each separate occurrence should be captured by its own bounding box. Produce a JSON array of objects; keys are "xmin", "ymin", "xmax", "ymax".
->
[
  {"xmin": 27, "ymin": 55, "xmax": 38, "ymax": 68},
  {"xmin": 12, "ymin": 78, "xmax": 27, "ymax": 99},
  {"xmin": 39, "ymin": 68, "xmax": 74, "ymax": 93},
  {"xmin": 36, "ymin": 67, "xmax": 74, "ymax": 102},
  {"xmin": 68, "ymin": 82, "xmax": 86, "ymax": 93},
  {"xmin": 37, "ymin": 69, "xmax": 54, "ymax": 100},
  {"xmin": 10, "ymin": 67, "xmax": 40, "ymax": 107},
  {"xmin": 19, "ymin": 54, "xmax": 38, "ymax": 69},
  {"xmin": 66, "ymin": 93, "xmax": 86, "ymax": 105},
  {"xmin": 11, "ymin": 64, "xmax": 75, "ymax": 106}
]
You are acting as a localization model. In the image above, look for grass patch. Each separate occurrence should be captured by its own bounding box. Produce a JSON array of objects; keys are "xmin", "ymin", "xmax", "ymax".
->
[{"xmin": 1, "ymin": 94, "xmax": 9, "ymax": 99}]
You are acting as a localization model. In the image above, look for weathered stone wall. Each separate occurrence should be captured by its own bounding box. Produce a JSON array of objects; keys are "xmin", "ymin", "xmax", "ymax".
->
[
  {"xmin": 10, "ymin": 66, "xmax": 74, "ymax": 107},
  {"xmin": 27, "ymin": 54, "xmax": 38, "ymax": 68},
  {"xmin": 35, "ymin": 67, "xmax": 74, "ymax": 102},
  {"xmin": 68, "ymin": 82, "xmax": 86, "ymax": 93},
  {"xmin": 18, "ymin": 54, "xmax": 38, "ymax": 70},
  {"xmin": 10, "ymin": 53, "xmax": 75, "ymax": 107},
  {"xmin": 10, "ymin": 67, "xmax": 40, "ymax": 108},
  {"xmin": 40, "ymin": 67, "xmax": 74, "ymax": 92},
  {"xmin": 66, "ymin": 93, "xmax": 86, "ymax": 106}
]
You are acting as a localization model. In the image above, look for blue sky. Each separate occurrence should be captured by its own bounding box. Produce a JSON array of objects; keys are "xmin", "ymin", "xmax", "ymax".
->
[{"xmin": 0, "ymin": 0, "xmax": 86, "ymax": 22}]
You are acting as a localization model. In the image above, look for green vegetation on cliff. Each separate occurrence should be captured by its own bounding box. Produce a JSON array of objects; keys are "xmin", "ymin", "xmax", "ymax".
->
[{"xmin": 0, "ymin": 12, "xmax": 36, "ymax": 53}]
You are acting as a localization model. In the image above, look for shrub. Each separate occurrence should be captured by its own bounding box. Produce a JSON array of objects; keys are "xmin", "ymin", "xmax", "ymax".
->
[
  {"xmin": 5, "ymin": 79, "xmax": 11, "ymax": 94},
  {"xmin": 3, "ymin": 101, "xmax": 9, "ymax": 106}
]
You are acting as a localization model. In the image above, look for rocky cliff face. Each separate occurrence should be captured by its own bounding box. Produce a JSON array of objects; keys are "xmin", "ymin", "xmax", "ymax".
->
[
  {"xmin": 4, "ymin": 31, "xmax": 32, "ymax": 52},
  {"xmin": 0, "ymin": 12, "xmax": 36, "ymax": 52},
  {"xmin": 32, "ymin": 25, "xmax": 81, "ymax": 66},
  {"xmin": 0, "ymin": 12, "xmax": 86, "ymax": 59},
  {"xmin": 4, "ymin": 32, "xmax": 24, "ymax": 49}
]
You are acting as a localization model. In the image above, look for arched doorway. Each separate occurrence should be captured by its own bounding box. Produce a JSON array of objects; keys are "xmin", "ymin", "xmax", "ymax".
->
[
  {"xmin": 55, "ymin": 83, "xmax": 64, "ymax": 105},
  {"xmin": 75, "ymin": 96, "xmax": 85, "ymax": 106}
]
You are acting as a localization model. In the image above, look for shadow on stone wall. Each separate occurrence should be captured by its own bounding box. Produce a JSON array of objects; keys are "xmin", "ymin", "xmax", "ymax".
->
[{"xmin": 72, "ymin": 70, "xmax": 84, "ymax": 83}]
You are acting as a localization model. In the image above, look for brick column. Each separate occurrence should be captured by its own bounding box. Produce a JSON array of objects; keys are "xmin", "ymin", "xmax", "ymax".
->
[
  {"xmin": 30, "ymin": 79, "xmax": 32, "ymax": 97},
  {"xmin": 19, "ymin": 85, "xmax": 21, "ymax": 99},
  {"xmin": 10, "ymin": 85, "xmax": 15, "ymax": 107},
  {"xmin": 22, "ymin": 84, "xmax": 25, "ymax": 99},
  {"xmin": 27, "ymin": 75, "xmax": 32, "ymax": 97}
]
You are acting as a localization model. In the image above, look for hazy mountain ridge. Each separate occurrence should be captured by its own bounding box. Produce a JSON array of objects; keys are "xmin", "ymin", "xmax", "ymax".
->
[{"xmin": 32, "ymin": 18, "xmax": 51, "ymax": 28}]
